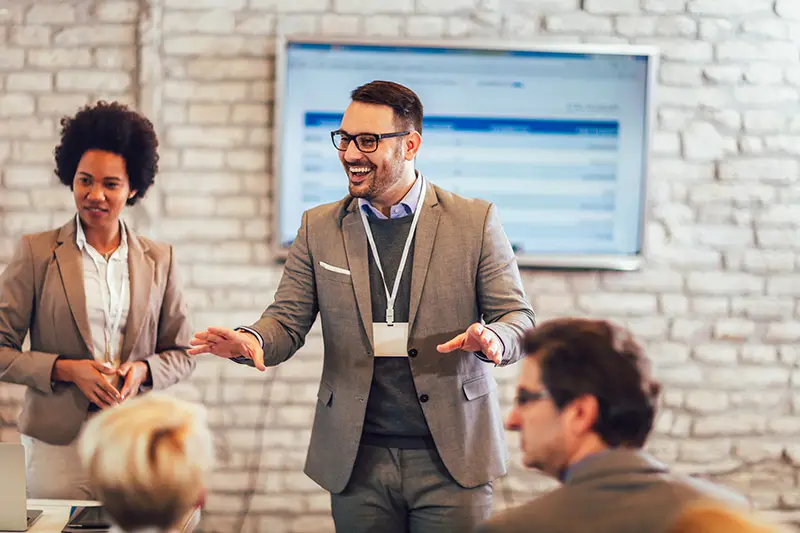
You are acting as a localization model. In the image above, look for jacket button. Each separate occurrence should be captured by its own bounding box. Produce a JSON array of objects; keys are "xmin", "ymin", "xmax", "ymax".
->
[
  {"xmin": 419, "ymin": 394, "xmax": 429, "ymax": 403},
  {"xmin": 408, "ymin": 348, "xmax": 418, "ymax": 357}
]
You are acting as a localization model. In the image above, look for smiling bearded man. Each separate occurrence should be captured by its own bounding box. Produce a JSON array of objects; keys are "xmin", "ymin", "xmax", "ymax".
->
[{"xmin": 190, "ymin": 80, "xmax": 535, "ymax": 533}]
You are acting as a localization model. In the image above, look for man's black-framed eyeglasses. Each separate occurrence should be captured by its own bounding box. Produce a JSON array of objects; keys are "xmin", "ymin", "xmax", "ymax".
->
[
  {"xmin": 514, "ymin": 388, "xmax": 549, "ymax": 407},
  {"xmin": 331, "ymin": 130, "xmax": 410, "ymax": 153}
]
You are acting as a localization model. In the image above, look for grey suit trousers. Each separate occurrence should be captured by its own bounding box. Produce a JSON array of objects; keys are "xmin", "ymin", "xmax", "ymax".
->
[{"xmin": 330, "ymin": 444, "xmax": 493, "ymax": 533}]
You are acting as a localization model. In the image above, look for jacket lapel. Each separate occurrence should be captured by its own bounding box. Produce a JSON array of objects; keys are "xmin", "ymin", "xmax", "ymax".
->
[
  {"xmin": 408, "ymin": 180, "xmax": 440, "ymax": 332},
  {"xmin": 119, "ymin": 226, "xmax": 153, "ymax": 362},
  {"xmin": 54, "ymin": 220, "xmax": 93, "ymax": 354},
  {"xmin": 342, "ymin": 200, "xmax": 373, "ymax": 349}
]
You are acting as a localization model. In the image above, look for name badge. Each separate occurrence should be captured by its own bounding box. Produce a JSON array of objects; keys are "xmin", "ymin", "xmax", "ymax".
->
[{"xmin": 373, "ymin": 322, "xmax": 409, "ymax": 357}]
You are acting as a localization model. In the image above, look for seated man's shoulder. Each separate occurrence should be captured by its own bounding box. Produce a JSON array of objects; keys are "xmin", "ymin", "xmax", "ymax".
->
[
  {"xmin": 671, "ymin": 472, "xmax": 749, "ymax": 508},
  {"xmin": 604, "ymin": 450, "xmax": 748, "ymax": 509}
]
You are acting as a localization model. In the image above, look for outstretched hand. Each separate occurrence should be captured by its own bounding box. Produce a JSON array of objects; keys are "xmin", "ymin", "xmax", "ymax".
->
[
  {"xmin": 188, "ymin": 326, "xmax": 266, "ymax": 371},
  {"xmin": 436, "ymin": 323, "xmax": 503, "ymax": 364}
]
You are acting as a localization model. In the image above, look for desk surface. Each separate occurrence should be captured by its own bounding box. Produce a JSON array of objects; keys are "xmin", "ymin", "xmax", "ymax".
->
[{"xmin": 26, "ymin": 499, "xmax": 101, "ymax": 533}]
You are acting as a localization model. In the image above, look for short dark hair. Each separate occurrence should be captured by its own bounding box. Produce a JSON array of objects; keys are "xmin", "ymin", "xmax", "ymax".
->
[
  {"xmin": 523, "ymin": 317, "xmax": 661, "ymax": 448},
  {"xmin": 54, "ymin": 100, "xmax": 159, "ymax": 206},
  {"xmin": 351, "ymin": 80, "xmax": 424, "ymax": 134}
]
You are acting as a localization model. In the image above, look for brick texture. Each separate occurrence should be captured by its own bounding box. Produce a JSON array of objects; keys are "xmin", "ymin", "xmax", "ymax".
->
[{"xmin": 1, "ymin": 0, "xmax": 800, "ymax": 532}]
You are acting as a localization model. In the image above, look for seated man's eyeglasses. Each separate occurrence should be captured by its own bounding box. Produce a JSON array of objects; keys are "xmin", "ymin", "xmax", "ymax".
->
[
  {"xmin": 514, "ymin": 388, "xmax": 549, "ymax": 407},
  {"xmin": 331, "ymin": 130, "xmax": 410, "ymax": 154}
]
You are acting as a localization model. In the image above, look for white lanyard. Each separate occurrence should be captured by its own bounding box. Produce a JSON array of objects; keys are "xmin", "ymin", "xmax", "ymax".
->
[
  {"xmin": 359, "ymin": 177, "xmax": 426, "ymax": 326},
  {"xmin": 91, "ymin": 252, "xmax": 126, "ymax": 363}
]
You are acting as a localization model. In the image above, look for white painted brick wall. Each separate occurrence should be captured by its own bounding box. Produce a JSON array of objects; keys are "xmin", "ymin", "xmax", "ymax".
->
[
  {"xmin": 776, "ymin": 0, "xmax": 800, "ymax": 19},
  {"xmin": 2, "ymin": 0, "xmax": 800, "ymax": 531},
  {"xmin": 25, "ymin": 4, "xmax": 77, "ymax": 24}
]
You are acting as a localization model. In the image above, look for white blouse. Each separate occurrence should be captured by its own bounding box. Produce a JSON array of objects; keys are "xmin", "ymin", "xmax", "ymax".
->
[{"xmin": 74, "ymin": 214, "xmax": 131, "ymax": 367}]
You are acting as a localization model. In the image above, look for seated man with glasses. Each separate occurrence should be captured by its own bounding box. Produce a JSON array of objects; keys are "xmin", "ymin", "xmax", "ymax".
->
[{"xmin": 475, "ymin": 317, "xmax": 747, "ymax": 533}]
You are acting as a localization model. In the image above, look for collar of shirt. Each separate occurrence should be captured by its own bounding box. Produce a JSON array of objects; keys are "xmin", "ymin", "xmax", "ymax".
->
[
  {"xmin": 358, "ymin": 171, "xmax": 423, "ymax": 220},
  {"xmin": 74, "ymin": 213, "xmax": 129, "ymax": 260},
  {"xmin": 561, "ymin": 448, "xmax": 613, "ymax": 483}
]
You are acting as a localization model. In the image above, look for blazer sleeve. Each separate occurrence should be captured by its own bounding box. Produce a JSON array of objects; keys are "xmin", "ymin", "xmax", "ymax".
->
[
  {"xmin": 143, "ymin": 245, "xmax": 196, "ymax": 390},
  {"xmin": 477, "ymin": 203, "xmax": 536, "ymax": 367},
  {"xmin": 0, "ymin": 236, "xmax": 60, "ymax": 394},
  {"xmin": 245, "ymin": 210, "xmax": 319, "ymax": 367}
]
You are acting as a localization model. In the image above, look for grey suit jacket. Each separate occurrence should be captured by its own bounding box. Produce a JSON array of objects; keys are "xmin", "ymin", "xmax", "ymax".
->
[
  {"xmin": 245, "ymin": 180, "xmax": 535, "ymax": 493},
  {"xmin": 475, "ymin": 449, "xmax": 749, "ymax": 533},
  {"xmin": 0, "ymin": 218, "xmax": 196, "ymax": 445}
]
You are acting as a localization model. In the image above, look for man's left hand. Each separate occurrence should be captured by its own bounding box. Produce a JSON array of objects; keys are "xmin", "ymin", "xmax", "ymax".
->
[
  {"xmin": 118, "ymin": 361, "xmax": 150, "ymax": 401},
  {"xmin": 436, "ymin": 323, "xmax": 503, "ymax": 364}
]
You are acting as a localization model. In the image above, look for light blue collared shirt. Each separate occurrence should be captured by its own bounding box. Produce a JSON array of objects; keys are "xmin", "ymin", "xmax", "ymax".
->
[{"xmin": 358, "ymin": 172, "xmax": 423, "ymax": 220}]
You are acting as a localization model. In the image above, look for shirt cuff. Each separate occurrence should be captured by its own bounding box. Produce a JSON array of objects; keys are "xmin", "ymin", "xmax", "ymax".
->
[
  {"xmin": 474, "ymin": 352, "xmax": 493, "ymax": 363},
  {"xmin": 230, "ymin": 327, "xmax": 262, "ymax": 367},
  {"xmin": 236, "ymin": 326, "xmax": 264, "ymax": 349},
  {"xmin": 229, "ymin": 356, "xmax": 256, "ymax": 367}
]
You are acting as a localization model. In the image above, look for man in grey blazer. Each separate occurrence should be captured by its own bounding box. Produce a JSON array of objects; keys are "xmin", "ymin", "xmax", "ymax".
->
[
  {"xmin": 189, "ymin": 80, "xmax": 535, "ymax": 532},
  {"xmin": 475, "ymin": 317, "xmax": 748, "ymax": 533}
]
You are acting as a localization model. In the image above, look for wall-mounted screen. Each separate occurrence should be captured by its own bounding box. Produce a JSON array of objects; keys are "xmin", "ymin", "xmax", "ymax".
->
[{"xmin": 273, "ymin": 36, "xmax": 657, "ymax": 270}]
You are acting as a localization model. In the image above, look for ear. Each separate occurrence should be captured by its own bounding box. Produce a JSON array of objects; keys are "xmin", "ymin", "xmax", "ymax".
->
[
  {"xmin": 403, "ymin": 131, "xmax": 422, "ymax": 161},
  {"xmin": 567, "ymin": 395, "xmax": 600, "ymax": 435},
  {"xmin": 128, "ymin": 189, "xmax": 138, "ymax": 200}
]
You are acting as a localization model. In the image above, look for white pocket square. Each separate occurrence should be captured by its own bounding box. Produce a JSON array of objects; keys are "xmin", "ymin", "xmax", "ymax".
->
[{"xmin": 319, "ymin": 261, "xmax": 351, "ymax": 276}]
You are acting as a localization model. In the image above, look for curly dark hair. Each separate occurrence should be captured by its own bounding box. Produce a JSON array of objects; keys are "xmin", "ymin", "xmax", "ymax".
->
[{"xmin": 54, "ymin": 100, "xmax": 159, "ymax": 206}]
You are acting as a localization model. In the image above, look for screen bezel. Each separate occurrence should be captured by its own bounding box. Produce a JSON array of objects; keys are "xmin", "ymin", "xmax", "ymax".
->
[{"xmin": 271, "ymin": 34, "xmax": 659, "ymax": 271}]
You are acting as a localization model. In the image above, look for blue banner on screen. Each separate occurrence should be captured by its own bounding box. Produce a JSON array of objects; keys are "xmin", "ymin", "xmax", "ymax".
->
[{"xmin": 276, "ymin": 40, "xmax": 653, "ymax": 267}]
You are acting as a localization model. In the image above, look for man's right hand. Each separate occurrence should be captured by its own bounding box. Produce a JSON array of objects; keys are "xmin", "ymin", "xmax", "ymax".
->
[
  {"xmin": 188, "ymin": 327, "xmax": 266, "ymax": 371},
  {"xmin": 52, "ymin": 359, "xmax": 121, "ymax": 409}
]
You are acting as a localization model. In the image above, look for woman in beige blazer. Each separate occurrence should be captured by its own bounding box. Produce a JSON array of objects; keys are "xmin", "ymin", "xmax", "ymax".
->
[{"xmin": 0, "ymin": 101, "xmax": 196, "ymax": 498}]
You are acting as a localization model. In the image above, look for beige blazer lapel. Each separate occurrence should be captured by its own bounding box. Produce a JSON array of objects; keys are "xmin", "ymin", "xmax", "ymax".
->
[
  {"xmin": 53, "ymin": 220, "xmax": 93, "ymax": 354},
  {"xmin": 119, "ymin": 226, "xmax": 153, "ymax": 363},
  {"xmin": 408, "ymin": 180, "xmax": 440, "ymax": 333},
  {"xmin": 342, "ymin": 199, "xmax": 374, "ymax": 349}
]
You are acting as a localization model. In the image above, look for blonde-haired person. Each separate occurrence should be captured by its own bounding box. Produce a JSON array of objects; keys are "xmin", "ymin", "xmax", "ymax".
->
[
  {"xmin": 668, "ymin": 501, "xmax": 787, "ymax": 533},
  {"xmin": 78, "ymin": 394, "xmax": 214, "ymax": 533}
]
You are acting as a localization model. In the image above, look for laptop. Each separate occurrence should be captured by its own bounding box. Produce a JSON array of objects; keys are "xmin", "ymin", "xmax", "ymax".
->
[{"xmin": 0, "ymin": 443, "xmax": 43, "ymax": 531}]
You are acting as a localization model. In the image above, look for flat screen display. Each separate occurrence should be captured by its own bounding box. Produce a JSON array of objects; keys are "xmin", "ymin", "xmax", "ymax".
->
[{"xmin": 273, "ymin": 36, "xmax": 657, "ymax": 270}]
